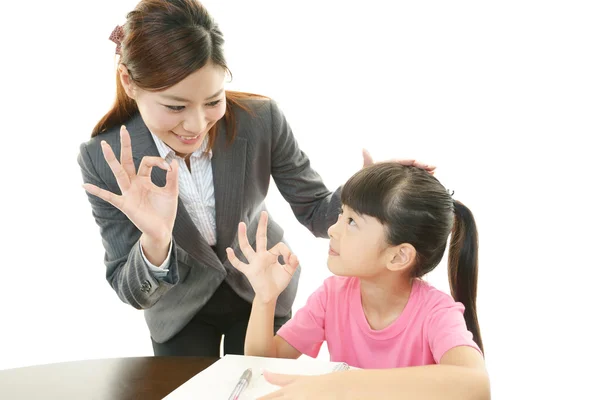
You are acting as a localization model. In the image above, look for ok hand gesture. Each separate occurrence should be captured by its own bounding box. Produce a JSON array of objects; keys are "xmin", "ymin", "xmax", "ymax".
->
[
  {"xmin": 226, "ymin": 212, "xmax": 299, "ymax": 304},
  {"xmin": 82, "ymin": 125, "xmax": 179, "ymax": 244}
]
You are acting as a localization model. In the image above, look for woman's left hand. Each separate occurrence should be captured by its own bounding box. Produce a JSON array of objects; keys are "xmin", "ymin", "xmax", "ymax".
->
[
  {"xmin": 258, "ymin": 371, "xmax": 352, "ymax": 399},
  {"xmin": 362, "ymin": 148, "xmax": 436, "ymax": 175}
]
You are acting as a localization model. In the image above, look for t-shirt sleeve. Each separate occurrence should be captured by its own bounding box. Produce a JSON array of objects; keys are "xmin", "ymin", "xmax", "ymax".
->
[
  {"xmin": 427, "ymin": 301, "xmax": 482, "ymax": 363},
  {"xmin": 276, "ymin": 281, "xmax": 328, "ymax": 358}
]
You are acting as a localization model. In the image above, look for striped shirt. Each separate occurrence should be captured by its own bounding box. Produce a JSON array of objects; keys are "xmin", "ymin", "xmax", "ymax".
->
[{"xmin": 141, "ymin": 133, "xmax": 217, "ymax": 277}]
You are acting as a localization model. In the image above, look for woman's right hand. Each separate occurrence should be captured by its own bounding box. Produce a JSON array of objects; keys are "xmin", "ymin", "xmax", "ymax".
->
[{"xmin": 82, "ymin": 125, "xmax": 179, "ymax": 252}]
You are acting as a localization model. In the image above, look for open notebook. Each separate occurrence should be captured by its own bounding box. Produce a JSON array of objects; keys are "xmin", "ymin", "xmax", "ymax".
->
[{"xmin": 164, "ymin": 355, "xmax": 352, "ymax": 399}]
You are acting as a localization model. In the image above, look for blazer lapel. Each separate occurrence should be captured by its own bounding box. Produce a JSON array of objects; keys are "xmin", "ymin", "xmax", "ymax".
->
[
  {"xmin": 212, "ymin": 126, "xmax": 247, "ymax": 258},
  {"xmin": 128, "ymin": 114, "xmax": 219, "ymax": 268}
]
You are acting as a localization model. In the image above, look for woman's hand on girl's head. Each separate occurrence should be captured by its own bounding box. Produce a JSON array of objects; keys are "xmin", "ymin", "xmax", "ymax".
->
[
  {"xmin": 362, "ymin": 148, "xmax": 437, "ymax": 175},
  {"xmin": 226, "ymin": 212, "xmax": 299, "ymax": 304},
  {"xmin": 82, "ymin": 125, "xmax": 179, "ymax": 244}
]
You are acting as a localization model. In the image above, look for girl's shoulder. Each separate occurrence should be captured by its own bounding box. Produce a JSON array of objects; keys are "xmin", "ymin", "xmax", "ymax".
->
[{"xmin": 413, "ymin": 279, "xmax": 461, "ymax": 312}]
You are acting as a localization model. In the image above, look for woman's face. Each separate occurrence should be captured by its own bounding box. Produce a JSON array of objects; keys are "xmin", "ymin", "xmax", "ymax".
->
[{"xmin": 120, "ymin": 62, "xmax": 227, "ymax": 157}]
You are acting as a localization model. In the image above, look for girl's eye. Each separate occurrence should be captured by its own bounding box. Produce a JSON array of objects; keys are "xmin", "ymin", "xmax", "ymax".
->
[
  {"xmin": 206, "ymin": 100, "xmax": 222, "ymax": 107},
  {"xmin": 347, "ymin": 217, "xmax": 356, "ymax": 226},
  {"xmin": 165, "ymin": 105, "xmax": 185, "ymax": 112}
]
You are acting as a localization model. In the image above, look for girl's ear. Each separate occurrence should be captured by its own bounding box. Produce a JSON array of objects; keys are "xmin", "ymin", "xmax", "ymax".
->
[{"xmin": 387, "ymin": 243, "xmax": 417, "ymax": 273}]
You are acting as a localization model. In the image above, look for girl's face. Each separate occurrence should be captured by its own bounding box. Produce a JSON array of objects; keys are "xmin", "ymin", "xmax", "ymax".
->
[
  {"xmin": 327, "ymin": 205, "xmax": 393, "ymax": 277},
  {"xmin": 120, "ymin": 62, "xmax": 227, "ymax": 157}
]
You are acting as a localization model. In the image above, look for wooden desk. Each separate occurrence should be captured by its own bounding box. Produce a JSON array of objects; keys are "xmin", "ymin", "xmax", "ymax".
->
[{"xmin": 0, "ymin": 357, "xmax": 218, "ymax": 399}]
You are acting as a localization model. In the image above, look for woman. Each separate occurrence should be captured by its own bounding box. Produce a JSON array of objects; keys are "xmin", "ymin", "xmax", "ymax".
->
[{"xmin": 78, "ymin": 0, "xmax": 434, "ymax": 357}]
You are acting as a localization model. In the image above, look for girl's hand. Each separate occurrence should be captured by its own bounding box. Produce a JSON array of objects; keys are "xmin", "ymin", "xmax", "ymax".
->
[
  {"xmin": 226, "ymin": 212, "xmax": 299, "ymax": 304},
  {"xmin": 259, "ymin": 370, "xmax": 351, "ymax": 399}
]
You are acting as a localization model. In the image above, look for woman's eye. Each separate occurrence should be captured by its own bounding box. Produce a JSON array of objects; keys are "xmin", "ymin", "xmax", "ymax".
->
[
  {"xmin": 206, "ymin": 100, "xmax": 222, "ymax": 107},
  {"xmin": 165, "ymin": 105, "xmax": 185, "ymax": 112}
]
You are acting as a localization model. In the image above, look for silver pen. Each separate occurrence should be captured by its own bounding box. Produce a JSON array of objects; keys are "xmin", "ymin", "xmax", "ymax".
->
[{"xmin": 228, "ymin": 368, "xmax": 252, "ymax": 400}]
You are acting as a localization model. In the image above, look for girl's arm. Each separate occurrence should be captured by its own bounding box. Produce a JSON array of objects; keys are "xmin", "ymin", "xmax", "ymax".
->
[
  {"xmin": 261, "ymin": 346, "xmax": 490, "ymax": 400},
  {"xmin": 244, "ymin": 299, "xmax": 302, "ymax": 359},
  {"xmin": 345, "ymin": 346, "xmax": 489, "ymax": 400},
  {"xmin": 226, "ymin": 211, "xmax": 303, "ymax": 359}
]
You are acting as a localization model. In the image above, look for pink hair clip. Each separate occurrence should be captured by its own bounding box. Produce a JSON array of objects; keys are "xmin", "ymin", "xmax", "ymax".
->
[{"xmin": 109, "ymin": 25, "xmax": 124, "ymax": 55}]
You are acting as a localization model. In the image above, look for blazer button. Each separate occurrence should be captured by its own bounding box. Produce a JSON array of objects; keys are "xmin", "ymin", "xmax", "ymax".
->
[{"xmin": 141, "ymin": 280, "xmax": 151, "ymax": 293}]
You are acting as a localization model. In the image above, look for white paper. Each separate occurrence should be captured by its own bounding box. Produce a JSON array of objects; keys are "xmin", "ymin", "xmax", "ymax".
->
[{"xmin": 163, "ymin": 355, "xmax": 350, "ymax": 399}]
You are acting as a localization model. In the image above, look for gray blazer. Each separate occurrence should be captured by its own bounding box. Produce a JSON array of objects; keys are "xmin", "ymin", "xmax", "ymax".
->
[{"xmin": 78, "ymin": 98, "xmax": 341, "ymax": 343}]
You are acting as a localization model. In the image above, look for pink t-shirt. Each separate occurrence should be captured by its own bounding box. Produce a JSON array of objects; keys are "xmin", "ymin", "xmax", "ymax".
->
[{"xmin": 277, "ymin": 276, "xmax": 481, "ymax": 369}]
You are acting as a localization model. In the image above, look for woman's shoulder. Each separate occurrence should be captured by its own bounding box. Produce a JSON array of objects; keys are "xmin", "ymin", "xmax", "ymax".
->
[
  {"xmin": 78, "ymin": 126, "xmax": 118, "ymax": 168},
  {"xmin": 227, "ymin": 92, "xmax": 287, "ymax": 124},
  {"xmin": 227, "ymin": 92, "xmax": 291, "ymax": 142},
  {"xmin": 81, "ymin": 124, "xmax": 120, "ymax": 151},
  {"xmin": 227, "ymin": 91, "xmax": 272, "ymax": 112},
  {"xmin": 78, "ymin": 113, "xmax": 144, "ymax": 166}
]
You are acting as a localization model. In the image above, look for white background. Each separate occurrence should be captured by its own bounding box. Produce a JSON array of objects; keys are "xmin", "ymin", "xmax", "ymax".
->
[{"xmin": 1, "ymin": 1, "xmax": 599, "ymax": 398}]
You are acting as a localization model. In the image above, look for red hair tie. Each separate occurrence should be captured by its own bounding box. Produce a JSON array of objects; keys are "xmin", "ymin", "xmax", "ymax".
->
[{"xmin": 109, "ymin": 25, "xmax": 124, "ymax": 55}]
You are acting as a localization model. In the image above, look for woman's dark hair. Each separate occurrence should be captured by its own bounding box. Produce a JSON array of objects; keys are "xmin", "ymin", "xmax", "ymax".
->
[
  {"xmin": 341, "ymin": 163, "xmax": 483, "ymax": 353},
  {"xmin": 92, "ymin": 0, "xmax": 264, "ymax": 146}
]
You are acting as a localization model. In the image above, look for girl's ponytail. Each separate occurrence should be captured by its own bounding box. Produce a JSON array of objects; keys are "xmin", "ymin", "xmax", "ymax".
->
[{"xmin": 448, "ymin": 200, "xmax": 484, "ymax": 354}]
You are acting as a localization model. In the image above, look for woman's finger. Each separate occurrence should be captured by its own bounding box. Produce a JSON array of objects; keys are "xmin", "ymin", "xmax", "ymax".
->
[
  {"xmin": 165, "ymin": 159, "xmax": 179, "ymax": 194},
  {"xmin": 362, "ymin": 148, "xmax": 374, "ymax": 167},
  {"xmin": 119, "ymin": 126, "xmax": 136, "ymax": 178},
  {"xmin": 412, "ymin": 160, "xmax": 436, "ymax": 171},
  {"xmin": 391, "ymin": 158, "xmax": 416, "ymax": 166},
  {"xmin": 82, "ymin": 183, "xmax": 124, "ymax": 210},
  {"xmin": 391, "ymin": 158, "xmax": 436, "ymax": 172},
  {"xmin": 101, "ymin": 141, "xmax": 130, "ymax": 192},
  {"xmin": 138, "ymin": 156, "xmax": 172, "ymax": 178}
]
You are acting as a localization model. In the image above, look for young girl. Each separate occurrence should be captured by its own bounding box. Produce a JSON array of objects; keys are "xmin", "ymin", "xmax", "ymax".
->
[{"xmin": 226, "ymin": 162, "xmax": 490, "ymax": 399}]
